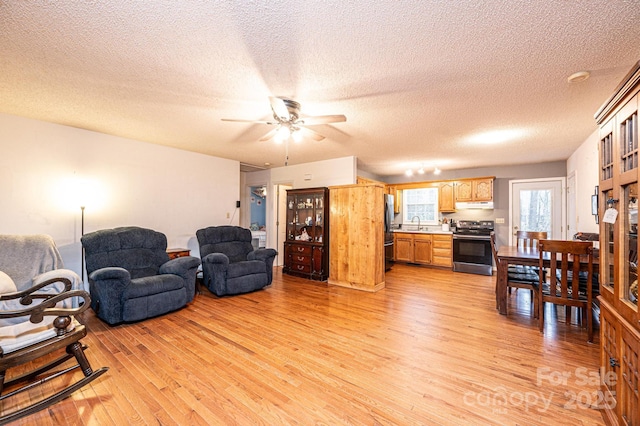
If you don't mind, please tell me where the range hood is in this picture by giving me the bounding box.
[455,201,494,210]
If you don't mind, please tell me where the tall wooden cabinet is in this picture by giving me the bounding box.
[283,187,330,281]
[595,60,640,426]
[328,184,385,292]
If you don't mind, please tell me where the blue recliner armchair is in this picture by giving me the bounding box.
[81,226,201,325]
[196,226,277,296]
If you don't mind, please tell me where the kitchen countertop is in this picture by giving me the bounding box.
[393,229,453,235]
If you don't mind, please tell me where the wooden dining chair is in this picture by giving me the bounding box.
[512,231,548,292]
[538,239,594,343]
[490,233,539,317]
[516,231,547,249]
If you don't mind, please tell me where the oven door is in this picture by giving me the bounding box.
[452,235,493,275]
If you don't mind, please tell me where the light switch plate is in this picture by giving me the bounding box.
[495,218,505,224]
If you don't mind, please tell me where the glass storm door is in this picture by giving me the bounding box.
[510,178,566,244]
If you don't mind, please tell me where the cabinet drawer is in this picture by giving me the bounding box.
[432,249,452,267]
[432,247,451,258]
[291,253,312,264]
[290,262,312,274]
[287,244,312,256]
[432,239,452,249]
[432,257,453,267]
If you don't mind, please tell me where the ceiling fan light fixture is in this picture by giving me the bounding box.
[274,126,290,143]
[292,129,303,143]
[221,96,345,147]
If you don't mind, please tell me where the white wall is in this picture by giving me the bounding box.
[241,156,357,251]
[567,129,599,234]
[270,156,357,189]
[0,113,239,284]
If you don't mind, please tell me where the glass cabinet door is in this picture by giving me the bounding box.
[293,193,314,242]
[314,193,324,242]
[285,189,327,244]
[286,194,296,241]
[602,189,615,293]
[624,183,638,305]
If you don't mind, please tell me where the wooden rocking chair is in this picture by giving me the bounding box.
[0,235,108,423]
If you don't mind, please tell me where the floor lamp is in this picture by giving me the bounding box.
[81,205,85,283]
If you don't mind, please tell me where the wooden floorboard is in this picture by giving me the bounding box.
[3,264,604,425]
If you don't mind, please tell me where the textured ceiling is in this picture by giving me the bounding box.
[1,1,639,177]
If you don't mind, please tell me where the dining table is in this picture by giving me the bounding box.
[494,245,598,315]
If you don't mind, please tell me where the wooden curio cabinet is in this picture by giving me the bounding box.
[283,187,329,281]
[595,60,640,426]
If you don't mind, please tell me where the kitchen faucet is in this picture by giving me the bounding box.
[411,215,421,230]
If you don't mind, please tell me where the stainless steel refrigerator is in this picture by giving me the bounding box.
[384,194,394,271]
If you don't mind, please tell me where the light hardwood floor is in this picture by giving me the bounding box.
[4,264,604,425]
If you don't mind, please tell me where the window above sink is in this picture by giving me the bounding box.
[403,187,439,226]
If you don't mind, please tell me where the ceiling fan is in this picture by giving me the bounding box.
[222,97,346,143]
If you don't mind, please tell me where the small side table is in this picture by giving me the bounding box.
[166,248,190,260]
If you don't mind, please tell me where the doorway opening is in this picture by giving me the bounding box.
[274,183,293,266]
[249,185,267,249]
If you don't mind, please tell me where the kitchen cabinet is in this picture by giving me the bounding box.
[413,234,432,264]
[431,234,453,267]
[328,184,385,292]
[393,232,452,267]
[594,60,640,426]
[386,185,402,214]
[394,233,414,262]
[439,182,456,212]
[283,187,329,281]
[455,178,494,202]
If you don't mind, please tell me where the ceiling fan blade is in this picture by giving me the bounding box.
[269,97,290,121]
[259,128,278,141]
[299,114,347,125]
[221,118,275,124]
[300,127,325,141]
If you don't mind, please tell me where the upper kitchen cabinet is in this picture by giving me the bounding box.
[455,178,494,202]
[386,185,402,214]
[439,182,456,212]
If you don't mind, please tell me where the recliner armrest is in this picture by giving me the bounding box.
[159,256,201,303]
[159,256,201,275]
[87,267,131,324]
[248,248,277,262]
[89,267,131,284]
[247,248,278,285]
[202,253,230,267]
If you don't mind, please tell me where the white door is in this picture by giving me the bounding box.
[509,178,566,244]
[275,184,292,266]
